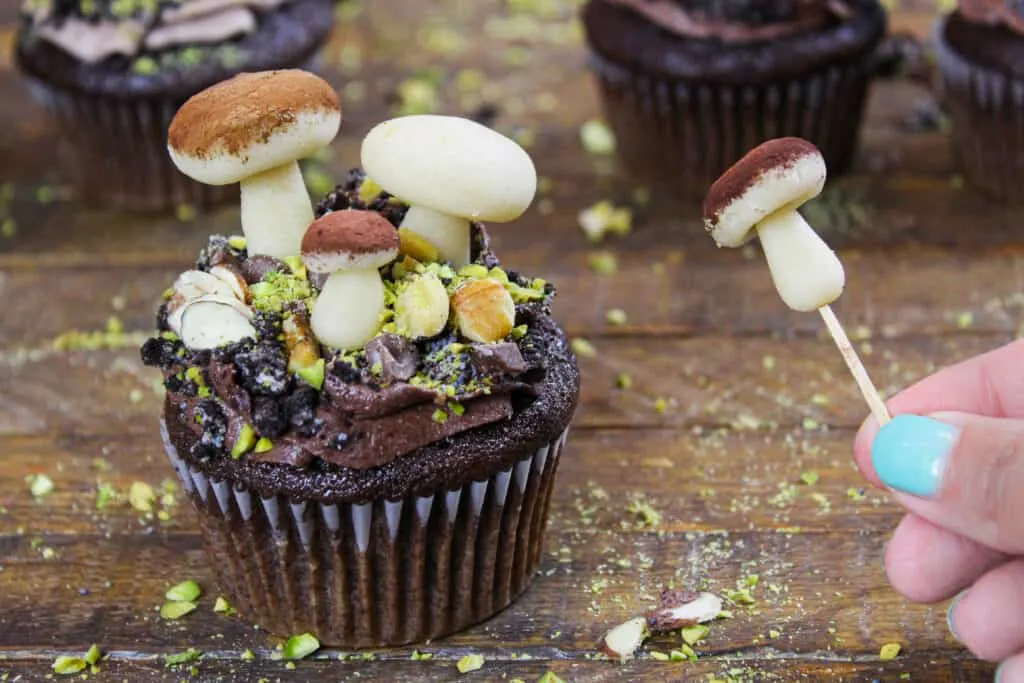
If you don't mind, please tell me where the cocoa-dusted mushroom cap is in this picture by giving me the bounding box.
[702,138,825,248]
[301,210,400,273]
[168,70,342,186]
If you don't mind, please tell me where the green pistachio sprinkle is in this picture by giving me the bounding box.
[605,308,628,326]
[681,624,709,645]
[511,324,528,340]
[537,673,565,683]
[649,651,669,661]
[231,424,256,459]
[410,650,432,661]
[880,643,901,661]
[160,600,197,620]
[227,235,247,250]
[129,481,155,512]
[570,337,597,358]
[165,580,201,603]
[587,250,618,275]
[254,437,274,454]
[449,402,465,416]
[51,656,87,675]
[84,645,101,666]
[241,649,255,662]
[800,471,820,486]
[131,56,158,75]
[615,373,632,390]
[432,408,449,424]
[175,204,196,222]
[456,654,484,674]
[654,397,668,414]
[358,177,383,203]
[283,633,320,660]
[95,483,116,511]
[283,255,308,280]
[214,597,233,614]
[580,119,616,155]
[27,473,54,498]
[164,648,202,667]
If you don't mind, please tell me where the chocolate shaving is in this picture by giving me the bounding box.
[242,255,288,284]
[469,342,528,375]
[365,333,419,382]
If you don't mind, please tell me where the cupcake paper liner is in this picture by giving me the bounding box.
[163,420,570,647]
[24,79,238,212]
[588,52,876,195]
[934,18,1024,203]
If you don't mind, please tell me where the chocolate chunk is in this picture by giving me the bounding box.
[365,333,419,382]
[469,342,528,375]
[242,255,288,284]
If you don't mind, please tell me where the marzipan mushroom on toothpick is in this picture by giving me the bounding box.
[703,137,891,426]
[360,114,537,267]
[301,210,399,351]
[167,70,342,260]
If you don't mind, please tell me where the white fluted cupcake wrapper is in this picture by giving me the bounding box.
[162,419,570,647]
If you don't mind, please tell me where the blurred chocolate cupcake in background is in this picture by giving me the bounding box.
[935,0,1024,203]
[14,0,336,211]
[580,0,887,197]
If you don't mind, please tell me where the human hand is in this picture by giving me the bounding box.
[853,338,1024,679]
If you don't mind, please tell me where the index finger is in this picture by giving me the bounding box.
[853,337,1024,485]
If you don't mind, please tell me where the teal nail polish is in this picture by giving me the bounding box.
[947,590,967,642]
[872,414,959,497]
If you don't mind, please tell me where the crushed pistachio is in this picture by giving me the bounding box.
[615,373,633,390]
[283,633,320,660]
[681,624,709,645]
[129,481,155,512]
[27,473,54,498]
[456,654,484,673]
[432,408,449,424]
[587,250,619,275]
[213,597,233,614]
[84,645,101,666]
[605,308,628,326]
[159,601,197,620]
[537,673,565,683]
[410,650,433,661]
[649,651,669,661]
[164,648,202,667]
[768,629,781,639]
[165,580,201,603]
[1,218,16,238]
[241,649,256,662]
[847,487,867,502]
[580,119,616,155]
[250,270,314,313]
[800,471,820,486]
[579,201,633,243]
[880,643,901,661]
[626,497,661,528]
[227,235,247,250]
[653,397,668,414]
[131,56,159,75]
[254,437,274,454]
[52,655,87,675]
[231,424,256,459]
[570,337,597,358]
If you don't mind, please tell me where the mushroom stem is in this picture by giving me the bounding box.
[310,267,385,350]
[239,162,313,260]
[399,205,471,267]
[755,209,845,313]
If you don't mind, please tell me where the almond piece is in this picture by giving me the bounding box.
[645,591,722,632]
[178,295,256,350]
[599,616,649,662]
[283,311,319,372]
[451,278,515,343]
[167,270,240,333]
[398,227,440,263]
[210,264,251,303]
[395,272,450,339]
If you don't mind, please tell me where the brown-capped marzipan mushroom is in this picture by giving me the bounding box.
[301,210,399,350]
[168,70,342,260]
[360,115,537,267]
[703,138,890,425]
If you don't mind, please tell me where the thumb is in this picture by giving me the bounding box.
[872,412,1024,554]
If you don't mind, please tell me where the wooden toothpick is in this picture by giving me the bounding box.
[817,305,891,425]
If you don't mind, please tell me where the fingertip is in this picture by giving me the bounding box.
[854,413,883,487]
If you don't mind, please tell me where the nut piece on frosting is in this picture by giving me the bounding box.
[178,295,256,350]
[301,210,399,351]
[451,278,516,343]
[702,137,844,312]
[360,114,537,268]
[167,70,342,260]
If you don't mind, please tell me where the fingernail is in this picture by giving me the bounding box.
[947,589,967,642]
[872,414,959,497]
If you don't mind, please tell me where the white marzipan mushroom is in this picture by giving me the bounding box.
[360,115,537,267]
[167,70,342,260]
[301,209,400,350]
[703,137,843,312]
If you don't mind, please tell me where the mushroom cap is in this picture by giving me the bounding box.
[301,210,400,273]
[702,138,825,248]
[361,115,537,222]
[167,70,341,185]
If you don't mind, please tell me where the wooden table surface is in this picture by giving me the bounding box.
[0,0,1016,680]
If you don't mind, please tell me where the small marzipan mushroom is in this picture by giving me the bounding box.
[301,210,399,350]
[167,70,342,260]
[360,114,537,267]
[703,137,890,426]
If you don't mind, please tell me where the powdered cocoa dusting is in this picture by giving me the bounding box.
[301,209,399,257]
[168,70,341,159]
[702,137,820,227]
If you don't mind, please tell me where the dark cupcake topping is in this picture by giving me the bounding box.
[143,171,557,472]
[958,0,1024,36]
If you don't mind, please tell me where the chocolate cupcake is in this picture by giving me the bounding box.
[580,0,887,195]
[935,1,1024,202]
[14,0,335,211]
[142,74,580,647]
